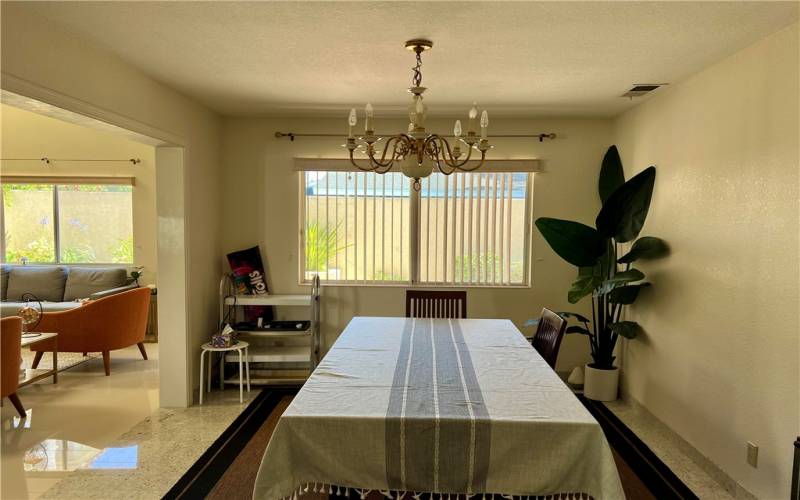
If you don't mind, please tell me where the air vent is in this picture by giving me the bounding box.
[621,83,668,98]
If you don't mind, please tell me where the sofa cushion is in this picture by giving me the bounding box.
[0,265,9,301]
[63,267,128,301]
[6,266,67,302]
[0,301,81,318]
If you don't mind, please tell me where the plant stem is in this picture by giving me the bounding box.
[590,297,598,355]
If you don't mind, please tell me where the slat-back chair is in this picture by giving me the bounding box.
[531,308,567,369]
[405,290,467,319]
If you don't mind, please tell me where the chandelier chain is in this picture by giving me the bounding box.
[412,49,423,87]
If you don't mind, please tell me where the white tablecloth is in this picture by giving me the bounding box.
[254,317,624,500]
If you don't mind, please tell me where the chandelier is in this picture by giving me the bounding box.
[346,39,491,190]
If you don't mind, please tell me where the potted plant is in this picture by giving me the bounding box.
[532,145,668,401]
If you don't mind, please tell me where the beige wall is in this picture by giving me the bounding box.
[1,4,222,407]
[614,22,799,499]
[221,115,613,372]
[0,103,158,284]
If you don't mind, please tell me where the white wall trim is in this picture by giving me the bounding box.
[1,72,185,147]
[1,72,193,408]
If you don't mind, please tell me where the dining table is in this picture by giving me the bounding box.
[254,317,624,500]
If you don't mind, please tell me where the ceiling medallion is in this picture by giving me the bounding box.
[346,39,491,190]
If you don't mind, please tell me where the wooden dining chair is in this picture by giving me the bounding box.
[405,290,467,319]
[530,308,567,369]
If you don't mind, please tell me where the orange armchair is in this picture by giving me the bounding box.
[2,316,25,417]
[31,287,151,376]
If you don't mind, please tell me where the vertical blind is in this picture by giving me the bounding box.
[303,171,410,283]
[418,171,531,286]
[299,160,536,286]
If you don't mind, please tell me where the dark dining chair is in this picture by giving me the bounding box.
[530,308,567,369]
[405,290,467,319]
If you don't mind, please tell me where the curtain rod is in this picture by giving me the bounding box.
[274,132,557,143]
[0,157,141,165]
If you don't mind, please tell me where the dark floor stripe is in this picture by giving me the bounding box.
[578,395,699,500]
[163,389,295,500]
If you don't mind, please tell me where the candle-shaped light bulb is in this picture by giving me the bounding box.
[468,102,478,134]
[480,110,489,139]
[364,103,373,133]
[453,119,462,138]
[348,108,357,139]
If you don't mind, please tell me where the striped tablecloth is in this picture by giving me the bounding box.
[254,317,624,500]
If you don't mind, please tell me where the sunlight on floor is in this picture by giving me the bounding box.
[2,342,260,499]
[1,343,159,499]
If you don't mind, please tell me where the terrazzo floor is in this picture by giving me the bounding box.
[605,399,755,499]
[1,343,257,500]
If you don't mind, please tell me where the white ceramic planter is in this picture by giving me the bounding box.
[584,364,619,401]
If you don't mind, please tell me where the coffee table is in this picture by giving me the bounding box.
[20,332,58,387]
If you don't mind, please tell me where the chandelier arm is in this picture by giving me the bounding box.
[425,135,478,171]
[455,148,487,172]
[426,136,456,176]
[377,136,406,164]
[365,137,402,169]
[373,136,393,164]
[349,150,382,172]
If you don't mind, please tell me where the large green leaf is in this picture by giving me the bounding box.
[568,275,602,304]
[557,312,591,323]
[608,283,651,304]
[566,325,591,335]
[595,269,645,295]
[609,321,643,339]
[618,236,669,263]
[599,145,625,203]
[535,217,606,267]
[596,166,656,242]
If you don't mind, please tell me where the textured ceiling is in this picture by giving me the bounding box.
[5,1,798,117]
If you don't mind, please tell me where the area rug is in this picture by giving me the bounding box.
[20,348,100,372]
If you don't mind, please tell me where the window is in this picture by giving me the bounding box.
[300,166,533,286]
[1,180,134,264]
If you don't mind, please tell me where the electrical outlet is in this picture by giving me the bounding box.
[746,442,758,467]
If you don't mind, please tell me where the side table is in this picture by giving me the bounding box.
[199,341,250,404]
[20,332,58,387]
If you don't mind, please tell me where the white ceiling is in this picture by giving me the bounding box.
[8,1,798,117]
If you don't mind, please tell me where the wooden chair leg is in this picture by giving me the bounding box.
[102,351,111,376]
[31,351,44,369]
[137,342,148,360]
[8,393,26,418]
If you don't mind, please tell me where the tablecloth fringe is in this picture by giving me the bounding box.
[280,483,593,500]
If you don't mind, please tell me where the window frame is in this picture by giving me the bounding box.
[297,163,536,288]
[0,176,135,265]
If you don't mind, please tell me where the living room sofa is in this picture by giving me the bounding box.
[0,265,137,318]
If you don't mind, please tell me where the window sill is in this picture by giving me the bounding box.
[298,281,531,289]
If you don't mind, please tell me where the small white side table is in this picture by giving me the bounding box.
[199,341,250,404]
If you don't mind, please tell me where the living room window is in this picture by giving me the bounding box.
[1,179,134,264]
[299,166,533,286]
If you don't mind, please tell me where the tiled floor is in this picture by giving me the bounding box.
[1,343,257,500]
